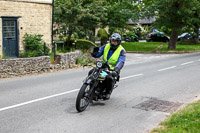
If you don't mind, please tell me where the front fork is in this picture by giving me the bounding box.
[88,80,99,103]
[83,78,99,102]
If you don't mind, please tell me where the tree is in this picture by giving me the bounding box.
[54,0,107,44]
[76,0,108,42]
[143,0,200,49]
[103,1,139,35]
[54,0,82,45]
[189,0,200,44]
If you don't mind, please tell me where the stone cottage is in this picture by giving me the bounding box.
[128,17,156,27]
[0,0,52,58]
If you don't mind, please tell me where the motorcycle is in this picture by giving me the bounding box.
[76,61,118,112]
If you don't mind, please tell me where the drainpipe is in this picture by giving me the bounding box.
[51,0,56,58]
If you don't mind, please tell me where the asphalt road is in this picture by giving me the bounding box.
[0,52,200,133]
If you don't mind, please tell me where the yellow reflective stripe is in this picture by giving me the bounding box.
[103,43,110,63]
[103,58,115,66]
[103,43,124,70]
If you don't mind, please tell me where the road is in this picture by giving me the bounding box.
[95,40,146,44]
[0,52,200,133]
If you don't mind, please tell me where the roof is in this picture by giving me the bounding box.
[128,17,156,25]
[2,0,52,4]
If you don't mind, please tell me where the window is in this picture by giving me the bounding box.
[3,21,15,38]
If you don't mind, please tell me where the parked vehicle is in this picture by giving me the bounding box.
[125,35,139,42]
[146,32,169,42]
[123,35,139,42]
[198,30,200,40]
[177,33,193,41]
[76,61,118,112]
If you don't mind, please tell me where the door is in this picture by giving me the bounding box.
[2,18,19,57]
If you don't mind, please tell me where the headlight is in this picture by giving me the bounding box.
[96,61,103,68]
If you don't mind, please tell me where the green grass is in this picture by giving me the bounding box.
[122,42,163,53]
[121,42,200,53]
[159,43,200,53]
[1,55,9,59]
[151,100,200,133]
[49,52,55,63]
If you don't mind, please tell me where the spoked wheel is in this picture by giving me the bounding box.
[76,83,91,112]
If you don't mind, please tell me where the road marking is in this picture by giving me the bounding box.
[121,74,144,80]
[0,89,79,112]
[157,66,177,72]
[0,74,144,112]
[181,61,195,66]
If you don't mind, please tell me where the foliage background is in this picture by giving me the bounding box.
[20,34,50,58]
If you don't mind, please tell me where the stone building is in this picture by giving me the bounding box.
[0,0,52,58]
[128,17,156,27]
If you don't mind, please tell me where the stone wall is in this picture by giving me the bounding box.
[0,56,51,78]
[54,51,81,69]
[0,0,52,58]
[0,51,81,78]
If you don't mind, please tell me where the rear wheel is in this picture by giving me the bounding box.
[76,83,91,112]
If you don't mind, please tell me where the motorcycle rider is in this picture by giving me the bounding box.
[91,33,126,100]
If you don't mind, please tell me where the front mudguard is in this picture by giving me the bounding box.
[83,78,93,85]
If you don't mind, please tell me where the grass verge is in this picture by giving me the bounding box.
[151,100,200,133]
[121,42,200,53]
[122,42,162,53]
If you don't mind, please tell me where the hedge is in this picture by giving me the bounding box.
[75,39,97,50]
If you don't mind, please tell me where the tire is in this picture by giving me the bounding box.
[76,83,91,112]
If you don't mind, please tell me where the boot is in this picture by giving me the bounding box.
[103,91,111,100]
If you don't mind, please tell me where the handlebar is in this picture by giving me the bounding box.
[83,64,93,68]
[83,63,114,75]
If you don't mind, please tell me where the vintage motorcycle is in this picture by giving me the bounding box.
[76,61,118,112]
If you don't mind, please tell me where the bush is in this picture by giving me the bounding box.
[57,38,97,53]
[126,31,136,37]
[97,29,109,40]
[20,34,50,57]
[76,49,96,66]
[62,38,96,50]
[97,29,109,45]
[75,39,97,50]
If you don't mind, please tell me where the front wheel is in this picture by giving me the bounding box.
[76,83,91,112]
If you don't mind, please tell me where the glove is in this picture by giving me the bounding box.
[112,67,120,77]
[112,71,118,77]
[91,47,99,57]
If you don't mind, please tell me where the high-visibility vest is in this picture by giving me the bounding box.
[103,43,124,70]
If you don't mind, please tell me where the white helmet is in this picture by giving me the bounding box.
[110,33,122,49]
